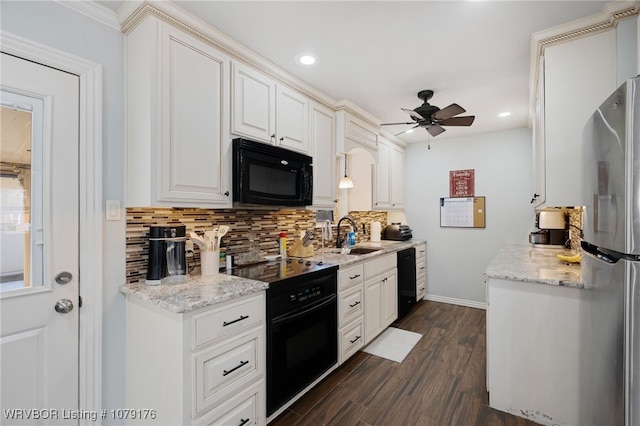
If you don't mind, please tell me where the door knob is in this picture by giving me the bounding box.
[54,299,74,314]
[55,271,72,284]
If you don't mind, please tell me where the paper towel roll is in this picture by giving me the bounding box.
[370,221,381,242]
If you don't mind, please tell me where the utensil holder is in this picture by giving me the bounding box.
[201,250,219,276]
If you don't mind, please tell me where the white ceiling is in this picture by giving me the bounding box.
[97,0,609,143]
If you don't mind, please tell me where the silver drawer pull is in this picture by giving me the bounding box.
[350,335,361,344]
[239,418,250,426]
[223,360,249,376]
[420,267,425,270]
[350,274,361,280]
[349,301,361,308]
[223,315,249,327]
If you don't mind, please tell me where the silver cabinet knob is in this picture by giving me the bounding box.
[54,299,74,314]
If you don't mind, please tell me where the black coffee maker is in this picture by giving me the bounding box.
[146,225,188,285]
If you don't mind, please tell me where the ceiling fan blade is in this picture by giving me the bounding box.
[394,124,420,137]
[380,121,416,126]
[439,116,475,126]
[427,124,446,137]
[401,107,426,121]
[433,103,466,121]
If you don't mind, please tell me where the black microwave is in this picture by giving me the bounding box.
[232,138,313,207]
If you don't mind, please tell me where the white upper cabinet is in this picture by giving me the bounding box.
[276,85,310,153]
[390,143,405,209]
[126,17,231,207]
[374,135,405,210]
[231,62,276,144]
[336,109,378,157]
[310,101,336,208]
[530,3,639,207]
[232,61,310,154]
[543,30,616,207]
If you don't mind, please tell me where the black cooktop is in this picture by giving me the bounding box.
[228,257,337,283]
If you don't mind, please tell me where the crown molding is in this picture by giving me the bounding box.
[119,0,341,113]
[528,1,640,125]
[56,0,121,31]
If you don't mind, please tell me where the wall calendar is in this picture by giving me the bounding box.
[440,196,486,228]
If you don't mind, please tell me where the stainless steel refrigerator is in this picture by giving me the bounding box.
[581,75,640,426]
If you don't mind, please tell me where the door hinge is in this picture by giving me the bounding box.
[79,296,83,308]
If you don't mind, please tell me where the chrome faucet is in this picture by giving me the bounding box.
[336,216,357,248]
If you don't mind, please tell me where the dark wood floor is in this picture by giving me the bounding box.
[269,300,538,426]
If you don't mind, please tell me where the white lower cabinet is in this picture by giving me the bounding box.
[338,263,365,364]
[125,292,266,425]
[363,253,398,344]
[416,243,426,300]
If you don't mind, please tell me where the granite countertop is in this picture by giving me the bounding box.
[119,274,269,313]
[308,239,427,266]
[484,243,583,288]
[120,239,426,313]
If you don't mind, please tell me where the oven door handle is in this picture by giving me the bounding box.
[272,294,336,324]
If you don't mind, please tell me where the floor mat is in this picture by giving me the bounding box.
[362,327,422,363]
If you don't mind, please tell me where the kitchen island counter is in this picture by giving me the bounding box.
[119,274,268,313]
[484,243,582,288]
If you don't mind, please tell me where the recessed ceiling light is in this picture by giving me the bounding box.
[498,112,511,117]
[406,129,415,133]
[296,54,317,66]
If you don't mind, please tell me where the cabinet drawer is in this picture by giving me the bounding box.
[364,253,396,279]
[416,244,426,260]
[193,380,263,426]
[339,284,363,327]
[416,277,426,300]
[416,258,426,279]
[339,318,364,364]
[193,328,263,416]
[339,263,364,290]
[192,293,264,349]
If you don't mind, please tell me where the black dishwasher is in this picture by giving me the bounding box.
[397,247,417,319]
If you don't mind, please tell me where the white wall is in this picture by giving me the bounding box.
[405,127,534,306]
[1,1,126,422]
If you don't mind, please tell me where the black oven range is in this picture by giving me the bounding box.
[229,259,339,417]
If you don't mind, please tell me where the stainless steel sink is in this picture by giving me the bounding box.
[347,247,380,255]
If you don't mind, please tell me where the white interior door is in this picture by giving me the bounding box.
[0,53,80,423]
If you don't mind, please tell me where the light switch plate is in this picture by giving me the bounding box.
[106,200,122,221]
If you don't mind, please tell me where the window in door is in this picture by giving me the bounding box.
[0,91,44,292]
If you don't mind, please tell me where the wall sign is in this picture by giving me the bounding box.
[449,169,475,197]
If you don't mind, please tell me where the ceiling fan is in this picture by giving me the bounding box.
[381,90,475,137]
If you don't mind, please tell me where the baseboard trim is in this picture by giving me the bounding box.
[423,294,487,310]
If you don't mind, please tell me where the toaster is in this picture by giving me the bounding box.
[382,223,413,241]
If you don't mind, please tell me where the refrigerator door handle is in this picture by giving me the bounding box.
[582,241,640,263]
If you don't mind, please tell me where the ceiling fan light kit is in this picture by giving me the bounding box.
[381,89,476,137]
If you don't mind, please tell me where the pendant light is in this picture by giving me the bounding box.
[339,154,354,189]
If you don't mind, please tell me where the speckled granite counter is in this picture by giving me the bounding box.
[484,243,583,288]
[119,274,268,313]
[120,240,426,313]
[307,239,426,266]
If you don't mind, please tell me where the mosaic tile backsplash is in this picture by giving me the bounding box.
[126,208,388,284]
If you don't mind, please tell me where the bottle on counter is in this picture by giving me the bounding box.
[279,232,287,258]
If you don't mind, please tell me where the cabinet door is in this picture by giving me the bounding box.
[160,25,230,205]
[232,62,276,143]
[390,144,404,209]
[364,279,382,344]
[543,30,616,206]
[276,85,309,153]
[310,101,336,208]
[373,138,391,209]
[382,272,398,329]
